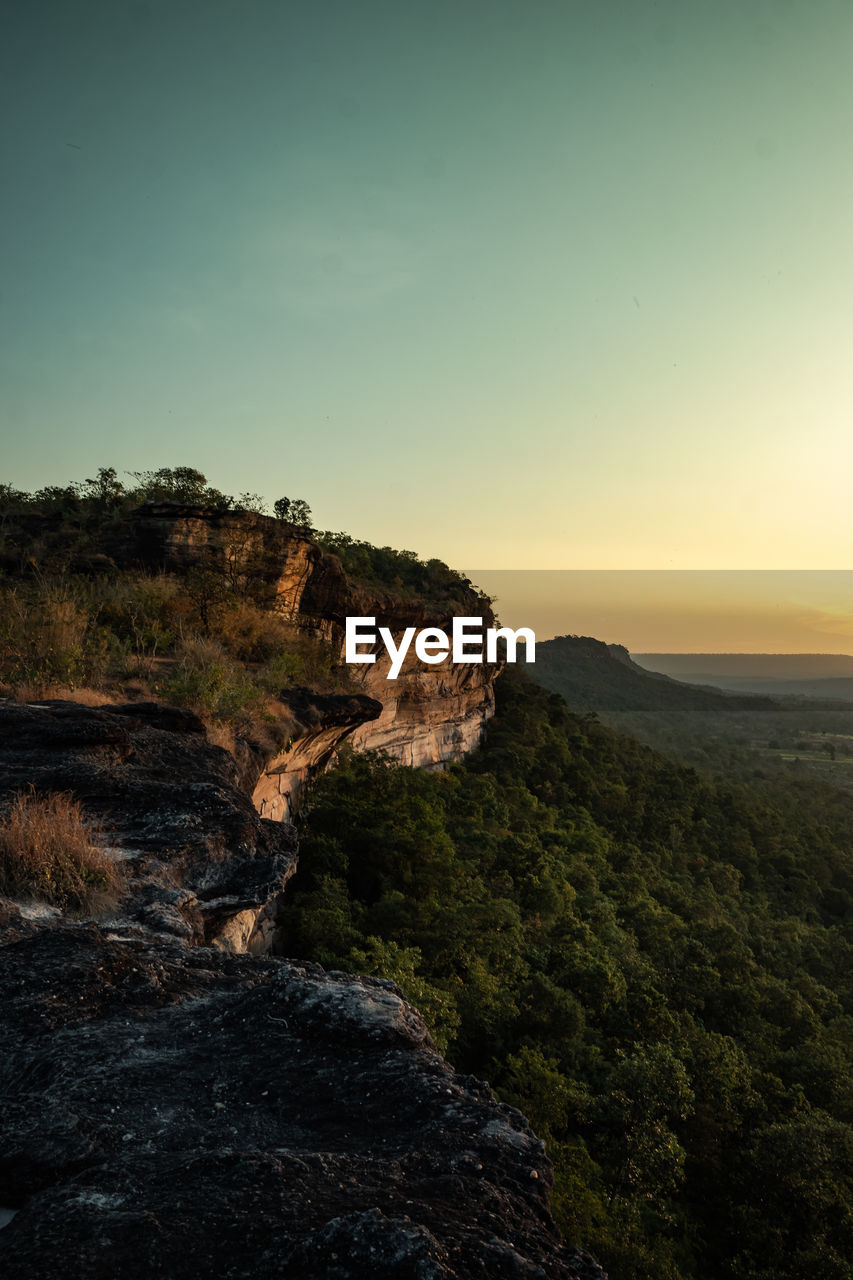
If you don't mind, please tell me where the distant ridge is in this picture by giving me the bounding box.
[634,653,853,701]
[529,635,772,716]
[635,653,853,678]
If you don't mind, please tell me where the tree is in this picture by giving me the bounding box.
[129,467,232,508]
[82,466,124,510]
[274,497,313,528]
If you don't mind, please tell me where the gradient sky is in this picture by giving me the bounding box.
[470,571,853,650]
[3,0,853,574]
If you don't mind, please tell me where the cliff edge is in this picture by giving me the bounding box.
[107,504,501,819]
[0,697,604,1280]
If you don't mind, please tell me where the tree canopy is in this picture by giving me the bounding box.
[285,672,853,1279]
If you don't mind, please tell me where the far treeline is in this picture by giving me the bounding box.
[0,464,481,607]
[529,633,853,791]
[0,464,313,526]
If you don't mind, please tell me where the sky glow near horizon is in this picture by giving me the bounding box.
[3,1,853,648]
[466,572,853,652]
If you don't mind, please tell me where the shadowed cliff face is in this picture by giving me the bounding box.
[102,502,323,616]
[0,700,297,953]
[251,689,384,823]
[120,505,501,819]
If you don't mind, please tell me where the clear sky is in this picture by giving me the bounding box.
[3,0,853,574]
[470,571,853,651]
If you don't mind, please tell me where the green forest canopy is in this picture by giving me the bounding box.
[285,672,853,1280]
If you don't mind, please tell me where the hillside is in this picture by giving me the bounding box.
[528,634,772,716]
[0,471,499,813]
[529,634,853,783]
[287,671,853,1279]
[286,675,853,1274]
[2,474,594,1280]
[0,696,600,1280]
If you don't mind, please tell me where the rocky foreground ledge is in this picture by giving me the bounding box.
[0,699,605,1278]
[0,918,603,1279]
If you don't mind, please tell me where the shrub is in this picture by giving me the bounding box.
[0,789,122,912]
[0,579,116,694]
[160,634,266,723]
[94,572,183,673]
[216,601,293,663]
[315,530,486,611]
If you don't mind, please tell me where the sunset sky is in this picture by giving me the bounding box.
[4,1,853,599]
[470,571,853,651]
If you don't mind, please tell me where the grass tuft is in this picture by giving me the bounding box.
[0,788,122,913]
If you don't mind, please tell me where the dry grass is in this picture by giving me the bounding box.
[0,788,123,913]
[54,685,120,708]
[5,683,120,707]
[217,600,294,663]
[205,720,238,754]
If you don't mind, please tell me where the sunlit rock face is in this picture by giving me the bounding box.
[249,663,496,821]
[118,505,501,812]
[349,653,498,768]
[251,690,383,822]
[116,502,323,618]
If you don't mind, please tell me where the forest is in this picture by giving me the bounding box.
[284,672,853,1279]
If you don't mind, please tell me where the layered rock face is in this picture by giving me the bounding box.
[118,504,500,817]
[251,689,383,823]
[349,649,497,767]
[251,664,497,822]
[110,502,323,622]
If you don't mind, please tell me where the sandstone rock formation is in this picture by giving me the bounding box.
[251,688,383,822]
[109,504,501,818]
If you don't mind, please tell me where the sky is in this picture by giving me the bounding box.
[471,571,853,650]
[3,1,853,592]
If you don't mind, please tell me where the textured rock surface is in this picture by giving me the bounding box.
[0,699,297,952]
[253,653,498,821]
[350,652,498,769]
[115,504,501,782]
[252,689,383,822]
[0,919,604,1280]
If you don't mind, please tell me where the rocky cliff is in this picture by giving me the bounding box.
[0,699,297,954]
[0,698,604,1280]
[0,917,603,1280]
[109,504,501,820]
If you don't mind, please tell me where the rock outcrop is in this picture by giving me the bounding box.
[349,650,497,768]
[0,918,604,1280]
[0,699,297,953]
[104,504,501,817]
[252,688,383,822]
